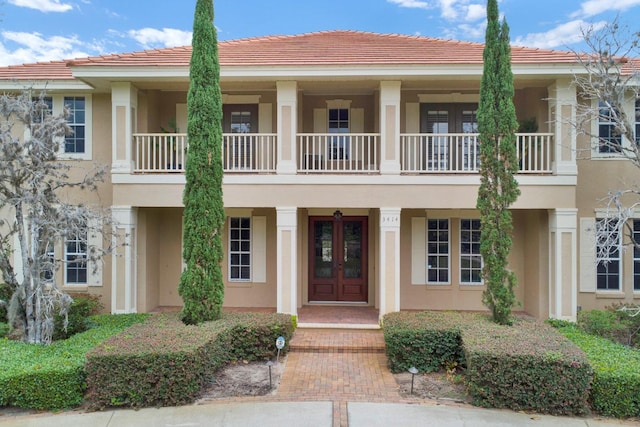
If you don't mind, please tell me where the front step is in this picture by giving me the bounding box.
[297,322,380,330]
[289,328,386,354]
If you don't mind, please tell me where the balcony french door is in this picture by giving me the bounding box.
[223,104,258,169]
[420,103,478,171]
[308,216,368,302]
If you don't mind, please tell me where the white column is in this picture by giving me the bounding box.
[548,79,577,175]
[276,81,298,175]
[277,207,297,315]
[111,82,138,174]
[111,206,137,314]
[379,208,401,319]
[379,81,401,175]
[549,208,578,321]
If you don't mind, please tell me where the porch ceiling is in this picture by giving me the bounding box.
[78,72,555,94]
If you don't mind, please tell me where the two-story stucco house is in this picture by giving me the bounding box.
[0,31,638,322]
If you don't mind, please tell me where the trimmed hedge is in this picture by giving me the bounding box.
[383,311,464,373]
[215,312,296,362]
[85,312,295,409]
[0,313,148,410]
[462,315,592,416]
[578,306,640,349]
[0,282,11,322]
[53,293,104,341]
[383,311,592,416]
[558,325,640,418]
[0,322,8,338]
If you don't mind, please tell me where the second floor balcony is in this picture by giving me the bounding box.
[133,132,554,175]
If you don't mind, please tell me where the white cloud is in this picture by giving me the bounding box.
[513,19,607,49]
[465,4,485,21]
[7,0,73,12]
[389,0,486,41]
[571,0,640,18]
[434,0,486,22]
[387,0,431,10]
[456,23,486,39]
[127,28,193,49]
[438,0,459,19]
[0,31,100,66]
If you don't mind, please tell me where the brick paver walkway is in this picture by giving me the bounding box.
[276,327,401,427]
[278,352,399,401]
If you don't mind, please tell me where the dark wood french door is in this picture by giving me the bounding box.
[308,216,368,302]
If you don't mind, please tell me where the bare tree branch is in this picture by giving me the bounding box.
[0,90,118,344]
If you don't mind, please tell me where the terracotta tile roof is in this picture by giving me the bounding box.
[0,30,597,80]
[0,59,74,80]
[68,30,579,67]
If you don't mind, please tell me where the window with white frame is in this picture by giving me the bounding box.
[425,109,449,170]
[634,220,640,291]
[598,101,622,153]
[65,230,87,284]
[328,108,349,160]
[31,96,53,124]
[27,94,92,159]
[460,219,482,284]
[39,231,55,282]
[635,98,640,145]
[427,219,449,283]
[596,218,621,291]
[64,96,86,154]
[229,217,251,281]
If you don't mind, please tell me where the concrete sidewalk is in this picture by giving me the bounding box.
[0,401,635,427]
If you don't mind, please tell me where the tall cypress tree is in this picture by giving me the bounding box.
[179,0,225,324]
[476,0,520,325]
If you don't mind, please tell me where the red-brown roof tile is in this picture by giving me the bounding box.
[69,31,580,67]
[0,30,592,81]
[0,60,74,80]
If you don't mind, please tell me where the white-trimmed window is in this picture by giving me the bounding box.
[31,96,53,124]
[633,220,640,291]
[229,217,251,281]
[49,94,92,160]
[598,101,622,153]
[635,98,640,145]
[65,231,87,285]
[596,218,621,291]
[328,108,349,160]
[64,96,86,154]
[460,219,482,284]
[40,232,55,282]
[427,219,449,283]
[26,95,91,160]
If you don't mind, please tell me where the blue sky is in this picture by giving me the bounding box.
[1,0,639,66]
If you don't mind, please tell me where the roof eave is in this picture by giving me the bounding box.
[0,79,93,91]
[68,62,586,81]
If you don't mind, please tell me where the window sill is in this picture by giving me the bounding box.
[595,291,625,299]
[58,152,91,161]
[460,283,485,289]
[590,154,627,161]
[227,281,256,288]
[61,285,88,292]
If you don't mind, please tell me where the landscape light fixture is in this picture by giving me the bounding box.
[266,361,274,389]
[408,367,418,394]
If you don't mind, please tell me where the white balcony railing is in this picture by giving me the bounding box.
[297,133,379,173]
[400,133,553,174]
[133,132,553,175]
[133,133,277,173]
[134,133,188,173]
[223,134,277,173]
[516,133,553,174]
